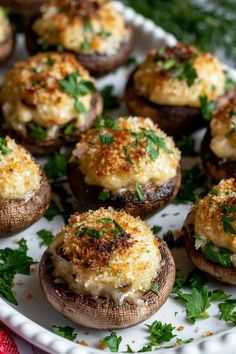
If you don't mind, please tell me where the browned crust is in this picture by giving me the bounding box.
[0,167,51,238]
[0,23,15,67]
[0,0,43,18]
[124,70,205,137]
[39,237,176,329]
[183,214,236,285]
[26,17,134,76]
[1,91,103,156]
[67,161,181,217]
[201,130,236,183]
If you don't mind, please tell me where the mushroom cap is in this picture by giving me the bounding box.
[39,237,175,329]
[0,166,51,238]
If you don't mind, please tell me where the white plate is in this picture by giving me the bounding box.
[0,2,236,354]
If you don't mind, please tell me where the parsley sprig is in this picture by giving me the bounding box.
[0,138,12,155]
[162,59,198,87]
[101,331,122,352]
[51,325,77,341]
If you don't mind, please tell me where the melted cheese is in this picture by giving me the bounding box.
[134,44,225,107]
[0,137,41,200]
[210,97,236,161]
[0,7,9,43]
[50,207,161,305]
[0,53,94,139]
[71,116,180,193]
[194,179,236,254]
[33,0,128,56]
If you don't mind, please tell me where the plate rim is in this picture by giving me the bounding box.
[1,1,236,353]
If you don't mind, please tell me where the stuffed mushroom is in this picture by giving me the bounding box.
[68,116,181,217]
[201,96,236,182]
[0,52,103,155]
[40,207,175,329]
[0,7,14,66]
[125,43,227,137]
[0,136,51,237]
[183,178,236,285]
[26,0,134,76]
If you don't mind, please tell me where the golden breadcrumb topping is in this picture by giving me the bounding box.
[71,116,180,193]
[134,43,225,107]
[194,179,236,254]
[33,0,128,55]
[210,97,236,160]
[0,52,95,139]
[0,137,41,200]
[0,7,9,43]
[50,207,161,305]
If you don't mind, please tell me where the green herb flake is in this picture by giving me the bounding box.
[162,59,178,70]
[101,85,120,111]
[218,300,236,325]
[176,135,198,157]
[145,321,176,346]
[186,268,207,291]
[37,229,54,247]
[97,218,113,224]
[199,95,216,120]
[0,138,12,155]
[126,56,138,67]
[80,39,90,51]
[44,152,69,181]
[101,331,122,352]
[98,191,110,201]
[51,325,77,341]
[151,225,162,234]
[151,281,159,295]
[203,241,232,267]
[100,134,114,145]
[135,183,144,201]
[172,269,185,293]
[84,20,92,32]
[163,230,183,249]
[98,30,112,38]
[47,55,56,67]
[94,116,120,130]
[63,121,75,135]
[28,123,47,141]
[210,188,219,197]
[75,98,87,113]
[225,77,234,91]
[44,200,61,221]
[123,146,134,164]
[221,216,236,235]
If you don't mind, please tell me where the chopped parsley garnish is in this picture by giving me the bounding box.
[221,216,236,235]
[163,230,183,249]
[173,269,185,293]
[176,135,198,157]
[186,268,207,291]
[28,123,47,141]
[101,85,120,112]
[135,183,144,201]
[100,134,114,145]
[94,116,120,130]
[0,138,12,155]
[98,191,110,201]
[83,20,92,32]
[97,218,113,224]
[101,331,122,352]
[44,200,61,221]
[199,95,216,120]
[161,58,198,87]
[203,241,233,267]
[124,345,134,353]
[145,321,176,347]
[47,55,56,67]
[151,225,162,234]
[63,121,75,135]
[210,187,219,197]
[51,325,77,341]
[37,229,54,247]
[80,39,90,50]
[44,152,69,181]
[218,300,236,325]
[153,47,166,62]
[0,239,35,305]
[59,71,95,113]
[98,30,112,38]
[224,77,234,91]
[76,228,104,239]
[123,146,134,164]
[151,281,159,295]
[126,56,138,67]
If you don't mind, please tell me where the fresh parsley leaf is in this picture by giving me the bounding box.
[163,230,183,249]
[80,39,90,50]
[210,187,219,197]
[0,239,35,304]
[47,55,56,67]
[126,56,138,67]
[209,290,231,302]
[135,183,144,201]
[221,216,236,234]
[0,138,12,155]
[98,191,110,201]
[123,146,134,164]
[84,20,92,32]
[98,30,112,38]
[101,331,122,352]
[172,269,185,293]
[162,59,178,70]
[146,321,176,346]
[44,200,61,221]
[100,134,114,145]
[199,95,216,120]
[75,98,87,113]
[51,325,77,341]
[44,152,69,181]
[87,229,105,239]
[151,281,159,294]
[37,229,54,247]
[176,135,198,157]
[203,241,232,267]
[186,268,207,291]
[94,116,120,130]
[63,121,75,135]
[97,218,113,224]
[174,60,198,87]
[28,123,47,141]
[124,345,134,353]
[101,85,120,111]
[225,77,234,91]
[218,300,236,325]
[151,225,162,234]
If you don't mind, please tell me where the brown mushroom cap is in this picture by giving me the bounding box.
[26,17,134,76]
[1,91,103,156]
[67,161,181,217]
[0,166,51,238]
[183,211,236,285]
[0,22,15,67]
[125,70,205,137]
[201,130,236,183]
[39,237,175,329]
[0,0,43,18]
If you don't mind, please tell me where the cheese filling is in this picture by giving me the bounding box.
[0,7,9,43]
[193,179,236,265]
[50,208,161,305]
[210,97,236,161]
[0,137,41,200]
[134,43,225,108]
[0,53,95,140]
[33,0,129,56]
[71,116,180,193]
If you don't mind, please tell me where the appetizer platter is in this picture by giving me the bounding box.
[0,1,236,354]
